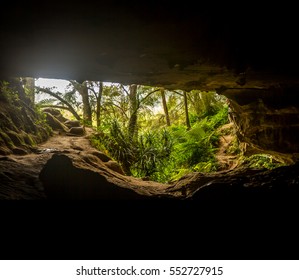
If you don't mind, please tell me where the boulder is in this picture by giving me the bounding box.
[90,151,112,162]
[44,112,69,132]
[104,160,125,175]
[39,154,144,199]
[64,120,81,129]
[67,126,85,136]
[42,108,68,122]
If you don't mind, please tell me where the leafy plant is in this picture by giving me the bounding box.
[132,129,173,178]
[242,154,286,170]
[107,120,137,172]
[91,93,230,182]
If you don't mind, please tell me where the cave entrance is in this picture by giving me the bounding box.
[34,78,284,184]
[0,76,294,200]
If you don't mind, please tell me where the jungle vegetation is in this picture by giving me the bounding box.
[33,79,284,182]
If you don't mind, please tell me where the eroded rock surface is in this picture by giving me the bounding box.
[38,151,299,200]
[39,154,145,199]
[0,92,51,156]
[1,126,298,200]
[225,86,299,163]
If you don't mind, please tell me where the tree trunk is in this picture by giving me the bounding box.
[96,82,103,129]
[128,84,138,139]
[183,91,191,130]
[192,90,202,116]
[8,78,27,103]
[80,82,92,125]
[23,77,35,105]
[161,88,170,126]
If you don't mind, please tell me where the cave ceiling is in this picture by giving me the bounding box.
[1,2,299,92]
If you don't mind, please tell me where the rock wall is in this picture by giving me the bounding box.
[0,79,51,155]
[224,86,299,163]
[39,153,299,201]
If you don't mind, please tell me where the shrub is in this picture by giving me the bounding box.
[90,96,231,182]
[243,154,286,170]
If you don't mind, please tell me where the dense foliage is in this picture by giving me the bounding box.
[36,79,285,183]
[91,89,230,182]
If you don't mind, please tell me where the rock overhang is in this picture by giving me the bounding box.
[2,2,299,160]
[1,2,299,92]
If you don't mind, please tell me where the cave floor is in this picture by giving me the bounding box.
[0,128,99,199]
[0,127,299,200]
[0,128,170,199]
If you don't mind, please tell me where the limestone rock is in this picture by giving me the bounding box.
[6,130,25,147]
[67,127,85,136]
[90,151,112,162]
[64,120,81,129]
[226,88,299,163]
[44,112,69,132]
[42,108,68,122]
[0,147,11,155]
[39,154,145,199]
[12,147,28,155]
[104,160,125,175]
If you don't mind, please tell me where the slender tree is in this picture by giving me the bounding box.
[161,88,170,126]
[87,81,103,129]
[126,85,161,137]
[70,81,92,125]
[188,90,202,117]
[128,84,138,139]
[8,78,28,103]
[23,77,35,105]
[183,90,191,130]
[96,82,103,128]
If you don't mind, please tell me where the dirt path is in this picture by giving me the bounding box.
[215,123,238,170]
[0,127,170,199]
[0,128,98,199]
[1,124,299,200]
[0,122,240,199]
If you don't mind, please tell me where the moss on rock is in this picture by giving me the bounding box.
[0,131,15,149]
[6,130,26,147]
[0,146,11,155]
[22,132,36,146]
[0,111,18,131]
